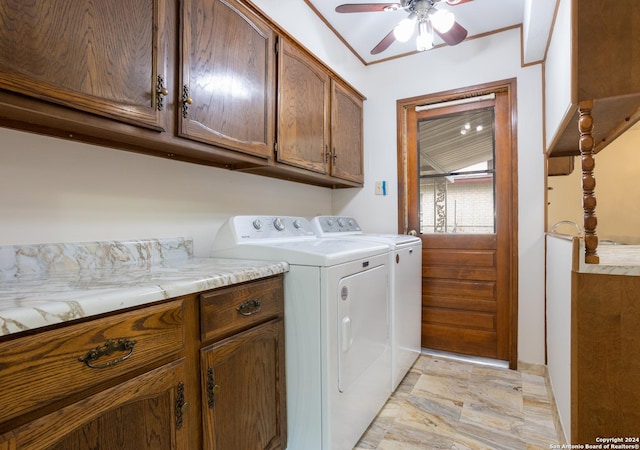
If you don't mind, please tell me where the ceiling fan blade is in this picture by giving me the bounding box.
[371,28,397,55]
[336,3,402,13]
[445,0,473,5]
[434,20,468,46]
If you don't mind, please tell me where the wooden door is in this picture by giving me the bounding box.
[398,81,518,368]
[0,360,188,450]
[0,0,168,131]
[201,318,286,450]
[277,38,330,174]
[330,79,364,183]
[180,0,275,159]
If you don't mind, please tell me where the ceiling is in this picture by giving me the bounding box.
[303,0,554,65]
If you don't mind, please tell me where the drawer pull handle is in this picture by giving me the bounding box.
[78,338,137,369]
[236,299,262,316]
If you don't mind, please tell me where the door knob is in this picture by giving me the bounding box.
[408,230,418,236]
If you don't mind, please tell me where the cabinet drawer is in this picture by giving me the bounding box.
[200,276,283,342]
[0,300,184,425]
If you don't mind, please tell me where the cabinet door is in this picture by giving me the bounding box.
[180,0,275,159]
[0,359,188,450]
[330,79,364,183]
[277,38,330,174]
[201,318,286,450]
[0,0,168,131]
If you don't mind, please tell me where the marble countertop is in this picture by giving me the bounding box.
[0,238,288,337]
[579,242,640,275]
[547,233,640,276]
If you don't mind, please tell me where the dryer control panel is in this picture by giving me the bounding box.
[225,216,316,242]
[312,216,362,235]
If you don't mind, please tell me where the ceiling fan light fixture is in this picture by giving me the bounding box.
[393,15,416,42]
[429,8,455,33]
[416,20,433,52]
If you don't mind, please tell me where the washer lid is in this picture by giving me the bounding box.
[356,233,422,247]
[212,238,389,267]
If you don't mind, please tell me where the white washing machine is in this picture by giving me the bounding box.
[311,216,422,391]
[211,216,391,450]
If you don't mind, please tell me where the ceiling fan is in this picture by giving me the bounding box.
[335,0,471,55]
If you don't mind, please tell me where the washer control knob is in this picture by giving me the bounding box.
[273,217,285,231]
[252,219,262,230]
[348,218,354,227]
[337,218,345,227]
[293,219,302,229]
[326,218,334,227]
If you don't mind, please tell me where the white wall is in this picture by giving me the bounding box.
[0,0,547,365]
[548,125,640,244]
[0,128,332,256]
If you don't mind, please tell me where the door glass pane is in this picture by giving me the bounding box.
[418,108,496,234]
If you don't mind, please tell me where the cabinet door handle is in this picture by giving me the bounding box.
[176,381,186,429]
[182,85,193,118]
[236,299,262,316]
[207,367,221,408]
[156,75,169,110]
[78,338,137,369]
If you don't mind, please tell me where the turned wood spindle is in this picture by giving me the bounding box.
[578,100,599,264]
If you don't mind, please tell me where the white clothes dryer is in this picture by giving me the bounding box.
[211,216,392,450]
[311,216,422,391]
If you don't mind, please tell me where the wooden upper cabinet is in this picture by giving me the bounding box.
[0,0,168,131]
[277,38,330,174]
[330,79,364,183]
[0,0,364,188]
[545,0,640,156]
[180,0,275,159]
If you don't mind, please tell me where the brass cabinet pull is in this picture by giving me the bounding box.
[176,382,186,429]
[182,85,193,118]
[156,75,169,110]
[207,367,221,408]
[78,338,137,369]
[236,299,262,316]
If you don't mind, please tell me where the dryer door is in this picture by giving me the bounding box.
[337,263,388,393]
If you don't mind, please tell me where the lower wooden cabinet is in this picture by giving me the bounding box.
[0,300,185,425]
[1,359,188,450]
[201,319,286,450]
[199,275,286,450]
[0,275,286,450]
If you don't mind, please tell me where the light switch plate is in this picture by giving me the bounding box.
[375,181,387,196]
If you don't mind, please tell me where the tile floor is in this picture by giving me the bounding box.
[355,353,562,450]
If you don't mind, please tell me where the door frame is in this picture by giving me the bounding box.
[396,79,519,369]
